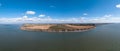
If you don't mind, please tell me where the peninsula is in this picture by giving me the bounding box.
[20,23,96,32]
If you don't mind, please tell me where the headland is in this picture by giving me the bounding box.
[20,23,96,32]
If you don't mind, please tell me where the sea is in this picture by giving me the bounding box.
[0,23,120,51]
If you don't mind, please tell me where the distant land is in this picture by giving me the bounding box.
[20,23,101,32]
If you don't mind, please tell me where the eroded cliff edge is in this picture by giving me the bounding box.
[20,24,96,32]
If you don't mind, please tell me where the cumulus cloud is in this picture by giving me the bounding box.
[83,13,88,15]
[104,14,112,17]
[0,15,120,24]
[23,15,28,19]
[116,4,120,8]
[39,14,46,17]
[0,10,120,24]
[26,11,35,15]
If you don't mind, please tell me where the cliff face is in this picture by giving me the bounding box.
[20,24,96,32]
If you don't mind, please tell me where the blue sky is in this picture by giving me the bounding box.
[0,0,120,23]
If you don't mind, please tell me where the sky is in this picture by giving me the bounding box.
[0,0,120,23]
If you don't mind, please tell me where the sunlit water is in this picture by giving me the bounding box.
[0,24,120,51]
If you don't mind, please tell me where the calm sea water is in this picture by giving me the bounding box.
[0,24,120,51]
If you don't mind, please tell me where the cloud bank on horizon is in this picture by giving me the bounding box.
[0,0,120,24]
[0,11,120,24]
[0,10,120,24]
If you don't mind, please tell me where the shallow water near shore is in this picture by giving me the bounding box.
[0,24,120,51]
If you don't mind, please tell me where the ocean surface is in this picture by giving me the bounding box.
[0,23,120,51]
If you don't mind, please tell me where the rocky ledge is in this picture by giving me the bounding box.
[20,24,96,32]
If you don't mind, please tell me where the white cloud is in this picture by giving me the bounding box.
[39,14,46,17]
[1,14,120,24]
[26,11,35,15]
[23,15,28,19]
[116,4,120,8]
[83,13,88,15]
[104,14,112,17]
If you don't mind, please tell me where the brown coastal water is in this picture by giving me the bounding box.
[0,23,120,51]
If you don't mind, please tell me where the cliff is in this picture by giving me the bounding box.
[20,24,96,32]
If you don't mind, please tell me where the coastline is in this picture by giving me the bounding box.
[20,24,96,32]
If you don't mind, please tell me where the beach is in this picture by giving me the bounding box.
[21,24,96,32]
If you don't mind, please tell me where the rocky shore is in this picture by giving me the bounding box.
[20,24,96,32]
